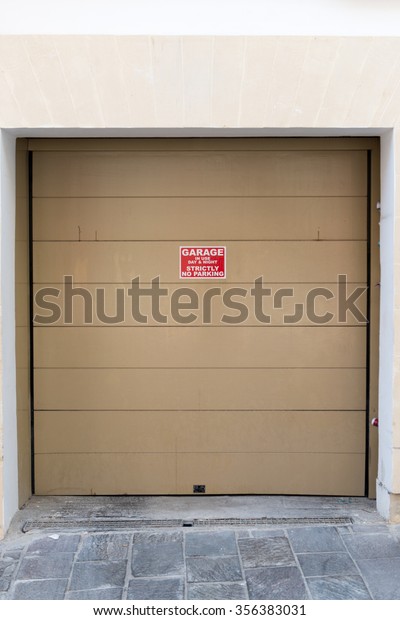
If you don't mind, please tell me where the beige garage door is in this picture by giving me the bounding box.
[32,138,371,496]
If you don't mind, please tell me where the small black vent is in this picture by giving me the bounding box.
[193,485,206,494]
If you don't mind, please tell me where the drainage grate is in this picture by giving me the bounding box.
[194,517,353,527]
[22,515,353,532]
[22,519,182,532]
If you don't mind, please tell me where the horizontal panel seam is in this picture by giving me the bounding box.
[34,451,367,456]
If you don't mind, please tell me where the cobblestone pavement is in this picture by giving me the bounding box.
[1,523,400,600]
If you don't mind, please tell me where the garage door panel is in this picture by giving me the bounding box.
[35,410,366,455]
[33,240,367,283]
[35,411,179,454]
[35,453,178,495]
[177,411,366,454]
[35,452,365,496]
[176,453,366,496]
[33,282,367,327]
[34,368,366,411]
[34,326,366,368]
[33,196,367,241]
[33,150,367,198]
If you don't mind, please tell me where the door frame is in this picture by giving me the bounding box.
[15,136,380,499]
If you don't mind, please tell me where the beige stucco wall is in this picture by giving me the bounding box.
[0,36,400,129]
[1,34,400,533]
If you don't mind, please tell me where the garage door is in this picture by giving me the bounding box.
[32,138,369,495]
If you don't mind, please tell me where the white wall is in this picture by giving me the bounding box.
[377,130,395,517]
[1,0,400,36]
[1,0,400,527]
[0,130,18,534]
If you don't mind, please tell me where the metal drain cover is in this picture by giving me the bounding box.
[194,517,353,526]
[22,516,353,532]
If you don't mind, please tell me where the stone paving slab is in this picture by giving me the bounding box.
[356,557,400,600]
[1,499,400,601]
[12,579,69,600]
[66,588,123,600]
[16,554,75,580]
[306,575,371,600]
[70,561,127,590]
[127,577,184,600]
[390,524,400,539]
[186,556,243,583]
[131,534,184,577]
[2,550,22,561]
[238,537,295,568]
[250,529,286,538]
[77,533,131,562]
[288,526,345,553]
[185,531,237,557]
[296,552,358,577]
[245,566,308,600]
[0,560,18,591]
[27,534,80,555]
[187,582,248,600]
[340,532,400,559]
[350,524,389,534]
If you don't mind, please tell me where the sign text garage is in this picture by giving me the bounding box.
[180,246,226,279]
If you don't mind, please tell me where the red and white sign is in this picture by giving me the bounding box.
[180,246,226,279]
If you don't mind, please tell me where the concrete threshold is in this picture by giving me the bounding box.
[6,495,383,540]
